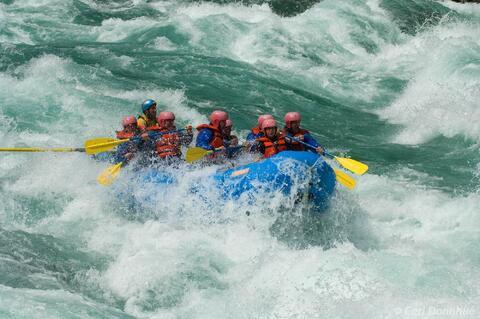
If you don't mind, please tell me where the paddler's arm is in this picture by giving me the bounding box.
[114,142,134,164]
[195,129,214,150]
[246,131,256,142]
[303,133,325,155]
[180,125,194,146]
[226,143,242,158]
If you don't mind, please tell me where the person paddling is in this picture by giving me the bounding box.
[196,110,228,151]
[137,99,159,131]
[223,119,238,148]
[246,114,274,142]
[115,115,149,164]
[255,119,287,158]
[282,112,324,154]
[223,119,241,158]
[153,111,193,160]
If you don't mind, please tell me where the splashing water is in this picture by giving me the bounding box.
[1,0,479,318]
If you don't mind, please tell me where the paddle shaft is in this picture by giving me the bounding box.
[285,136,359,188]
[148,128,186,140]
[285,136,326,154]
[0,147,85,152]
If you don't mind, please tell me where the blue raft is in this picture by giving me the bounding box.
[137,151,336,213]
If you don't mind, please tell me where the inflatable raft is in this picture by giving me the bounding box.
[133,151,336,213]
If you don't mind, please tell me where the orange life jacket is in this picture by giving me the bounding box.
[282,128,309,151]
[146,124,162,132]
[251,127,261,135]
[148,126,179,158]
[116,130,136,139]
[155,131,180,158]
[257,134,287,158]
[196,124,224,149]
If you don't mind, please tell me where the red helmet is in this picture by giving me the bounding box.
[122,115,137,127]
[257,114,274,127]
[158,111,175,122]
[210,110,228,127]
[284,112,301,128]
[225,119,233,127]
[261,119,277,130]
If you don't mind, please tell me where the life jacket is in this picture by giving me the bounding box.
[137,114,158,131]
[155,129,180,158]
[196,124,224,149]
[251,127,261,135]
[146,124,162,132]
[282,128,309,151]
[116,130,136,139]
[257,134,287,158]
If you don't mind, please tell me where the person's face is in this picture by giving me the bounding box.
[147,105,157,118]
[289,121,300,132]
[163,119,175,129]
[223,126,232,136]
[265,127,276,138]
[218,120,227,130]
[125,123,137,133]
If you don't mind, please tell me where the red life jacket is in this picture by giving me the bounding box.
[116,130,136,139]
[282,128,309,151]
[196,124,224,149]
[146,124,162,132]
[251,127,261,135]
[148,126,178,158]
[155,130,180,158]
[257,134,287,158]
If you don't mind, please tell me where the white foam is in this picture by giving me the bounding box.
[167,0,404,105]
[378,21,480,144]
[0,285,127,318]
[152,36,176,51]
[175,3,272,24]
[1,2,480,317]
[103,88,207,127]
[442,1,480,16]
[73,161,478,317]
[94,17,166,42]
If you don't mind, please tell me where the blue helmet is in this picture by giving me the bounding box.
[141,99,157,113]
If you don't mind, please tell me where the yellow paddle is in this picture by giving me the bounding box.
[185,146,243,163]
[95,129,189,186]
[326,152,368,175]
[85,138,129,155]
[333,169,356,189]
[97,162,123,186]
[185,147,216,163]
[306,154,356,190]
[285,136,368,175]
[0,147,85,152]
[85,129,186,155]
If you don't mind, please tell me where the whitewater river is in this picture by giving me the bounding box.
[1,0,479,318]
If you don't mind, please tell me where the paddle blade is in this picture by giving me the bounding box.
[0,147,84,152]
[334,169,356,190]
[335,157,368,175]
[185,147,212,163]
[85,138,128,155]
[84,138,116,148]
[97,163,123,186]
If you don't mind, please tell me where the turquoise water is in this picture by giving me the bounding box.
[1,0,479,318]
